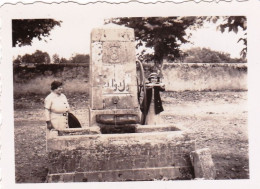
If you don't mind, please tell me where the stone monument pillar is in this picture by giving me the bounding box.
[89,24,140,127]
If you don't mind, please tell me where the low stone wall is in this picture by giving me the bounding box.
[47,127,195,182]
[13,63,247,95]
[13,63,89,95]
[13,63,89,82]
[161,63,247,91]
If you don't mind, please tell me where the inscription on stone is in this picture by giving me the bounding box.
[103,72,132,94]
[103,78,129,93]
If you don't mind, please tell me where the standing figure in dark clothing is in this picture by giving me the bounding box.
[141,72,165,125]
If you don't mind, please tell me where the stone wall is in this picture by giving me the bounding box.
[47,129,195,182]
[161,63,247,91]
[13,63,247,95]
[13,63,89,95]
[13,63,89,82]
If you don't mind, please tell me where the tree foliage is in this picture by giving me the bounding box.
[217,16,246,34]
[14,53,90,64]
[108,16,247,64]
[70,54,90,63]
[108,17,204,65]
[52,54,60,63]
[13,50,51,64]
[57,54,90,64]
[183,47,246,63]
[13,55,22,64]
[12,19,61,47]
[217,16,247,59]
[202,16,247,59]
[60,57,69,64]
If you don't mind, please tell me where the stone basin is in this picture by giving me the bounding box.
[53,124,181,136]
[46,124,196,182]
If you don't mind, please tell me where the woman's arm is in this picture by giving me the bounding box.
[44,97,53,130]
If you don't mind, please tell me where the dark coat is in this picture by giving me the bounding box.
[68,113,82,128]
[141,86,165,115]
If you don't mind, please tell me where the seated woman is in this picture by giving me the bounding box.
[141,72,165,125]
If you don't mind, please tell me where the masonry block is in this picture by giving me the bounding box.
[190,148,216,179]
[89,24,138,123]
[47,129,196,182]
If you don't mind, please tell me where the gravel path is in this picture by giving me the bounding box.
[14,91,248,182]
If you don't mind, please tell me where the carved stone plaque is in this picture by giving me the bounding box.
[102,42,127,63]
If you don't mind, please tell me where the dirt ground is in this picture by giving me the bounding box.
[14,90,249,183]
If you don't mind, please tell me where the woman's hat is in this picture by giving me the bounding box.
[149,72,158,79]
[51,81,63,90]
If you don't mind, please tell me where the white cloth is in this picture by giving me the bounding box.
[44,92,70,130]
[145,88,162,125]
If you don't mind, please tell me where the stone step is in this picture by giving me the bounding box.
[47,166,194,182]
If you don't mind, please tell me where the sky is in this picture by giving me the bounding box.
[12,17,246,61]
[181,20,245,58]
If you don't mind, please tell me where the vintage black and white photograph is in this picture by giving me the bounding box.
[2,1,260,188]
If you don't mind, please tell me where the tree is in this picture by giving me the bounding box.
[70,54,90,63]
[202,16,247,59]
[60,57,69,63]
[21,54,33,63]
[16,50,51,64]
[108,16,247,66]
[12,19,61,47]
[217,16,247,59]
[13,55,22,64]
[52,54,60,63]
[108,17,204,67]
[33,50,50,64]
[183,47,246,63]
